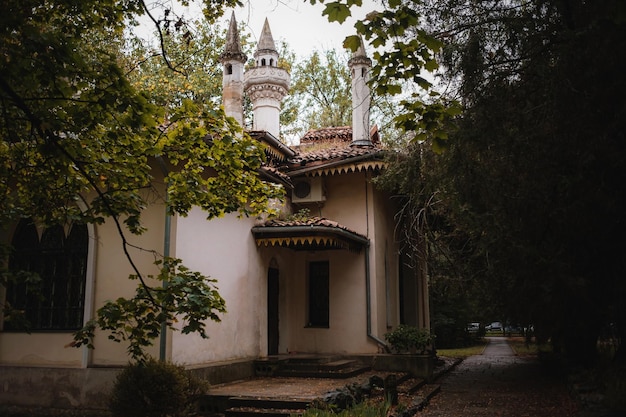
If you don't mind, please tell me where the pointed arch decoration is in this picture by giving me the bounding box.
[4,219,89,331]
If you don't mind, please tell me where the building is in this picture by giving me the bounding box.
[0,14,429,409]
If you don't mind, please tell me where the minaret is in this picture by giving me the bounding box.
[220,12,247,126]
[243,18,290,139]
[348,37,372,146]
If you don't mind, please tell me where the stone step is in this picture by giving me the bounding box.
[228,397,310,410]
[282,359,359,372]
[224,397,309,417]
[225,406,306,417]
[275,364,371,379]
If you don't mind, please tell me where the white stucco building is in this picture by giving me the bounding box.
[0,15,430,409]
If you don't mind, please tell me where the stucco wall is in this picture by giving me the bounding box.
[171,209,266,365]
[278,248,371,354]
[0,184,167,367]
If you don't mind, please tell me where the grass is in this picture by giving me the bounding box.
[436,339,488,358]
[298,400,391,417]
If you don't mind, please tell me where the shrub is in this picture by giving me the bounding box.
[384,325,434,354]
[109,358,208,417]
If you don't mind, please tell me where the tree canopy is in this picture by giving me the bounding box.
[361,0,626,365]
[0,0,285,361]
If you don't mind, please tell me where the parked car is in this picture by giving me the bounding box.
[466,322,480,333]
[486,321,503,331]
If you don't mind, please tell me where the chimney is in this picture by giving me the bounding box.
[348,37,372,146]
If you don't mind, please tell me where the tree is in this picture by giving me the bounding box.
[316,0,626,365]
[0,0,284,361]
[285,49,352,137]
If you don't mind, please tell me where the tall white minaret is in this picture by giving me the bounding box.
[348,37,372,146]
[220,12,247,126]
[243,18,290,138]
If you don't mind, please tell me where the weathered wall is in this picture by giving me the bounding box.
[170,210,266,365]
[0,366,119,409]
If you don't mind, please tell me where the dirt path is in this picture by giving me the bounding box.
[419,337,580,416]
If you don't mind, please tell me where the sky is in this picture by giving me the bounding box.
[139,0,381,59]
[232,0,380,58]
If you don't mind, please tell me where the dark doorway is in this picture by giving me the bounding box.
[267,267,279,355]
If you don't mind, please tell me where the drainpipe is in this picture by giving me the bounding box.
[364,174,388,350]
[156,156,171,361]
[365,245,388,349]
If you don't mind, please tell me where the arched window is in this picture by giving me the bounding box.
[226,64,233,75]
[4,219,88,331]
[269,58,274,66]
[261,58,267,66]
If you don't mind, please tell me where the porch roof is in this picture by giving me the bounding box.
[251,217,369,252]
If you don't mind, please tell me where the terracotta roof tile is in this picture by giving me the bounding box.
[289,143,382,165]
[261,216,364,237]
[301,126,353,142]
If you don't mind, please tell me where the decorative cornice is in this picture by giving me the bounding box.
[246,84,289,101]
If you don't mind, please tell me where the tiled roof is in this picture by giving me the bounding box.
[259,165,292,188]
[251,216,369,251]
[289,125,383,167]
[262,216,360,233]
[300,126,352,142]
[289,143,382,165]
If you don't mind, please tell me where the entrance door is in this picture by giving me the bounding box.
[267,267,279,355]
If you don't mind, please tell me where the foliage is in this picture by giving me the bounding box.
[309,0,461,152]
[72,258,226,362]
[299,399,390,417]
[109,358,208,417]
[374,0,626,367]
[384,324,434,354]
[285,49,352,138]
[0,0,282,360]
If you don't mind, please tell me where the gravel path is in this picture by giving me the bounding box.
[419,337,580,416]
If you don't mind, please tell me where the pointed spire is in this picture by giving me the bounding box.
[220,12,246,63]
[348,36,372,68]
[256,18,277,53]
[244,17,290,138]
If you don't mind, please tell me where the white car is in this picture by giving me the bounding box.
[486,321,503,331]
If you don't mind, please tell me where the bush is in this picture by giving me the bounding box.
[109,359,208,417]
[384,325,434,354]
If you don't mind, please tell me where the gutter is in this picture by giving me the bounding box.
[364,234,389,350]
[156,156,171,362]
[251,224,369,247]
[287,151,384,177]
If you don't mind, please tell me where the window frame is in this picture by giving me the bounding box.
[3,219,89,332]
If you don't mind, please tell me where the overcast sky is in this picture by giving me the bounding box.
[233,0,379,57]
[138,0,380,59]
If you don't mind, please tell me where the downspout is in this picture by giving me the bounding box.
[364,172,388,349]
[156,156,171,361]
[365,245,387,348]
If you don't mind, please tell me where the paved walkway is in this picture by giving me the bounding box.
[419,337,580,416]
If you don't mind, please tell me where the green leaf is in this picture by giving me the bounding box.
[322,2,352,23]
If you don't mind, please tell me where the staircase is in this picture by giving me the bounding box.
[198,355,433,417]
[262,355,371,379]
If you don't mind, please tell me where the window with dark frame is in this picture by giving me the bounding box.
[307,261,329,328]
[4,218,88,331]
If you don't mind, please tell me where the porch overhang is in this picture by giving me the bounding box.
[251,224,369,252]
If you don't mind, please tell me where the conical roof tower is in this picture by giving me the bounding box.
[220,12,247,126]
[243,18,290,139]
